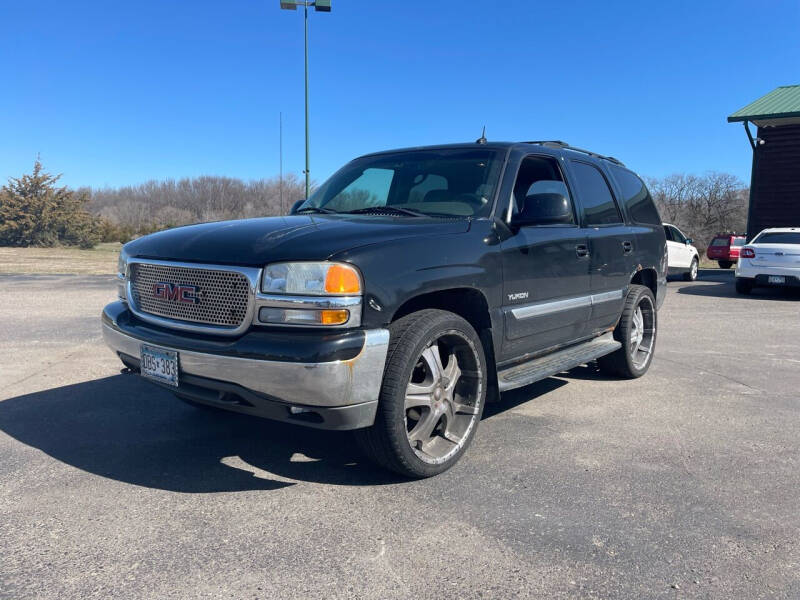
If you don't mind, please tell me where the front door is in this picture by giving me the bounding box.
[499,155,592,362]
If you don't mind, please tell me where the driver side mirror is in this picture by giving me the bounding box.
[289,199,305,215]
[511,193,573,227]
[685,238,693,245]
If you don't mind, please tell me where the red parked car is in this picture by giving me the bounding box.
[706,233,746,268]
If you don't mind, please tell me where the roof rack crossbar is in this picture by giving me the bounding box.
[521,140,626,167]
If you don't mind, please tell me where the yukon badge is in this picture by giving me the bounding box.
[508,292,529,301]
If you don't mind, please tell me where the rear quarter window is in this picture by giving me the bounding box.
[608,165,661,225]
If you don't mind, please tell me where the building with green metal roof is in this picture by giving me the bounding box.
[729,85,800,239]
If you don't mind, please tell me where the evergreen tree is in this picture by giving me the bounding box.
[0,160,100,248]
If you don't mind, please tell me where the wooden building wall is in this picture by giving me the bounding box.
[748,123,800,239]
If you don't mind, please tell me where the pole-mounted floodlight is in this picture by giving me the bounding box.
[279,1,331,199]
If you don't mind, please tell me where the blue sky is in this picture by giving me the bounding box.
[1,0,799,189]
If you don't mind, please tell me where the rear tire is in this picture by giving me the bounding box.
[735,277,753,295]
[597,285,657,379]
[719,260,733,269]
[683,258,698,281]
[355,309,487,478]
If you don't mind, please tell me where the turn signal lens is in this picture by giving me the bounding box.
[320,309,349,325]
[741,247,756,258]
[258,307,350,326]
[324,264,361,294]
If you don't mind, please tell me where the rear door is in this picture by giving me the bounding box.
[664,225,686,268]
[566,160,633,332]
[668,226,693,267]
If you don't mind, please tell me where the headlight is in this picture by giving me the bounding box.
[116,248,129,301]
[117,251,128,278]
[261,262,362,296]
[257,261,363,327]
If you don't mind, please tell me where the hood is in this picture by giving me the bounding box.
[124,214,471,266]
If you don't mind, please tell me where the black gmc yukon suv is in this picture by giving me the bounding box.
[103,141,667,477]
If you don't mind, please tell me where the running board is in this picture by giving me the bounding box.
[497,333,621,392]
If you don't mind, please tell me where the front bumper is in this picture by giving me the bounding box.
[102,302,390,430]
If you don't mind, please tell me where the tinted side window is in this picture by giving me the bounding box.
[608,165,662,225]
[511,155,575,224]
[663,225,674,241]
[570,162,622,225]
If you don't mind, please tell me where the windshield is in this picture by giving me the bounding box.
[752,232,800,245]
[300,148,506,217]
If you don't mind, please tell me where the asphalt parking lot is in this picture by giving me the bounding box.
[1,271,798,599]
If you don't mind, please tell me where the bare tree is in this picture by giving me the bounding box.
[646,172,748,251]
[87,174,308,236]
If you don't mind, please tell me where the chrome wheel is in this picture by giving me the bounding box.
[630,296,655,369]
[404,333,482,465]
[690,259,698,280]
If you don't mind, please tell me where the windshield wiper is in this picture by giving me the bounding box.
[346,206,427,217]
[296,206,338,214]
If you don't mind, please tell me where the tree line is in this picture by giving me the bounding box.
[87,174,307,239]
[0,160,747,251]
[647,172,748,251]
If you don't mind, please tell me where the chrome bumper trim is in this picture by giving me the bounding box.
[102,324,390,408]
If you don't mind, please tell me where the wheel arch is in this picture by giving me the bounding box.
[630,267,658,297]
[390,287,498,386]
[392,287,492,334]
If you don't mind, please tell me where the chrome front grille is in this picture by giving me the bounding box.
[129,262,252,329]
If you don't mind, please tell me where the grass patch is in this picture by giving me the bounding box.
[0,243,121,275]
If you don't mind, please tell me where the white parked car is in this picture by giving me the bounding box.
[735,227,800,294]
[663,223,700,281]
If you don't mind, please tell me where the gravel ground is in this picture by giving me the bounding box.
[1,271,798,599]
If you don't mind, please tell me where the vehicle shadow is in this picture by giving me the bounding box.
[0,372,568,491]
[486,377,568,417]
[0,374,400,491]
[676,270,800,300]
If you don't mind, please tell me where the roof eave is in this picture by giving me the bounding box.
[728,111,800,123]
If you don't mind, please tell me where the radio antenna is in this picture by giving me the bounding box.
[476,126,487,144]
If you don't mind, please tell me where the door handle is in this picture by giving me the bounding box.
[622,240,633,254]
[576,244,589,258]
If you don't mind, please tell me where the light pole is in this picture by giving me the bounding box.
[280,0,331,200]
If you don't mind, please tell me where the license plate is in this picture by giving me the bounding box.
[768,275,786,284]
[140,345,179,387]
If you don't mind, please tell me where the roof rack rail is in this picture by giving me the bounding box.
[521,140,626,167]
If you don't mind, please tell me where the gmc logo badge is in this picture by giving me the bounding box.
[153,282,199,304]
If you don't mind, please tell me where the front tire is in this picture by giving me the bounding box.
[355,309,487,478]
[597,285,657,379]
[684,258,698,281]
